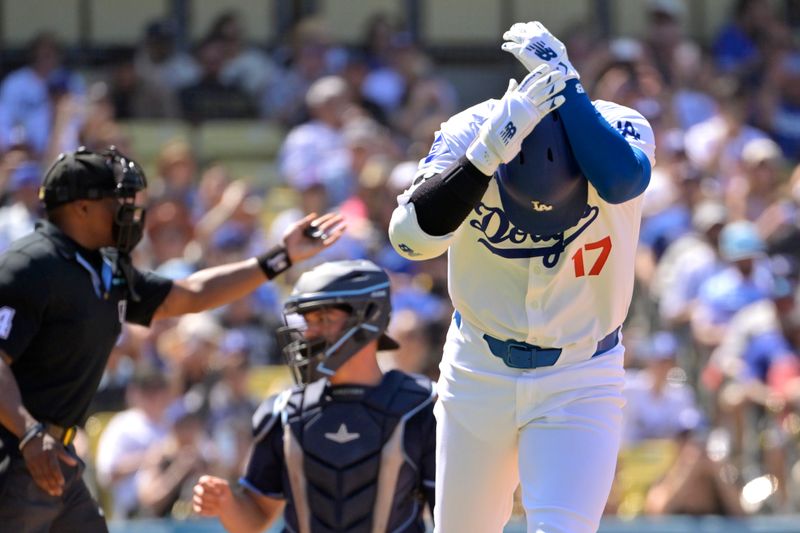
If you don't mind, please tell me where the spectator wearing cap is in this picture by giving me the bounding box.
[727,137,785,222]
[134,19,200,93]
[653,202,727,389]
[654,201,727,328]
[691,221,774,349]
[0,162,42,253]
[95,369,173,519]
[622,331,703,446]
[204,10,282,101]
[277,75,354,205]
[0,33,85,157]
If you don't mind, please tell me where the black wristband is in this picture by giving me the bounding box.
[257,245,292,280]
[18,422,46,452]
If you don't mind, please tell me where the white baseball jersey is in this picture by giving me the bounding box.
[390,98,656,361]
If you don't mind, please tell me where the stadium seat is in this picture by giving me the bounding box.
[118,119,193,164]
[196,120,286,162]
[262,185,300,215]
[247,365,294,399]
[614,439,679,518]
[216,158,280,187]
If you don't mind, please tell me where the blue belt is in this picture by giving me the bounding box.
[482,327,620,369]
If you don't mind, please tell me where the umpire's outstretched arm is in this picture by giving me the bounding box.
[152,212,344,320]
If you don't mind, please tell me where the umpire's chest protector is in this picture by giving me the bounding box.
[282,371,434,533]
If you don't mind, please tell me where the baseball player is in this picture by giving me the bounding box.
[389,22,656,533]
[193,260,437,533]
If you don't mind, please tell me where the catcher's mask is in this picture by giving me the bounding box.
[496,112,588,237]
[277,260,399,385]
[40,146,148,254]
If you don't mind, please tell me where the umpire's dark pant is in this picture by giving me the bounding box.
[0,448,108,533]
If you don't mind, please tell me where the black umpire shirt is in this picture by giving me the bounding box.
[0,220,173,429]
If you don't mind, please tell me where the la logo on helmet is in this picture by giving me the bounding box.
[531,200,553,212]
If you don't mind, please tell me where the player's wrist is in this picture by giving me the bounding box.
[557,78,592,118]
[466,138,501,176]
[554,57,580,80]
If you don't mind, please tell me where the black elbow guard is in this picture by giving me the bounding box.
[409,156,492,236]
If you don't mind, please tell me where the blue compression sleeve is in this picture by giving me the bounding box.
[557,79,651,204]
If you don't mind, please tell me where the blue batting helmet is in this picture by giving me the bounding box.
[496,112,587,237]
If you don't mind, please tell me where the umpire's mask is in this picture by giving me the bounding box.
[40,146,148,254]
[277,260,399,385]
[496,112,588,237]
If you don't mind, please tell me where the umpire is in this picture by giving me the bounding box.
[0,146,344,532]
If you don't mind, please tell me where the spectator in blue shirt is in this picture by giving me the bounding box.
[692,221,773,349]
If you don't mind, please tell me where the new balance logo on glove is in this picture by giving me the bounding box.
[500,122,517,144]
[526,41,558,61]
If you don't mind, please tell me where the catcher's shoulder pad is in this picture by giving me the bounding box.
[364,370,436,417]
[251,386,298,442]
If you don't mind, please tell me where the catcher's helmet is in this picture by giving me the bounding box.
[277,259,399,384]
[496,112,588,237]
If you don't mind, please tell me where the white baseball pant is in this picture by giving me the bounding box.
[433,315,625,533]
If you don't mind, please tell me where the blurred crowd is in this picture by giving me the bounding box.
[2,0,800,522]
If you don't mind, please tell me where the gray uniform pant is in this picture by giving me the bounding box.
[0,449,108,533]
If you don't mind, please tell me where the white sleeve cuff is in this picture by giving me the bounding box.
[389,202,455,260]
